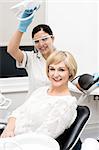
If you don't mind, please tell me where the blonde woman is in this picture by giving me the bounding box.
[1,51,78,139]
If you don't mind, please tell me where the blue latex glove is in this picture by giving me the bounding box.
[93,72,99,86]
[93,72,99,80]
[18,9,33,32]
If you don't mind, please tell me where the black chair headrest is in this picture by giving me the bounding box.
[78,74,94,90]
[72,73,99,91]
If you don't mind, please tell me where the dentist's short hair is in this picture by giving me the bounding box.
[46,51,77,81]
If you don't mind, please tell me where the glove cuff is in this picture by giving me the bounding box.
[18,25,27,33]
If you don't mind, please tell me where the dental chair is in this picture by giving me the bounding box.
[0,73,98,150]
[0,106,90,150]
[56,105,90,150]
[56,73,99,150]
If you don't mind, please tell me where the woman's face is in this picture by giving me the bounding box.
[48,61,70,88]
[33,30,54,57]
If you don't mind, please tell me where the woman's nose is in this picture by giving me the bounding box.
[53,70,59,77]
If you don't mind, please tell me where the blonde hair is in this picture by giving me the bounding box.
[46,51,77,81]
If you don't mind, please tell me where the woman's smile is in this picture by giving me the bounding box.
[48,61,70,87]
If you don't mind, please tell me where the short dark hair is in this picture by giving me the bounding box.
[32,24,53,38]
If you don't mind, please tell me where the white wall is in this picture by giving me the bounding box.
[0,0,46,46]
[46,0,98,75]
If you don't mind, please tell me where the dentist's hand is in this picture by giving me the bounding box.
[18,9,34,32]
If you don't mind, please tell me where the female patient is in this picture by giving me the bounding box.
[1,51,77,139]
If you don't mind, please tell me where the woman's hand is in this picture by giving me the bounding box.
[0,127,15,138]
[0,117,16,138]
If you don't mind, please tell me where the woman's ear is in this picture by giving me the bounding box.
[69,71,72,77]
[69,73,72,80]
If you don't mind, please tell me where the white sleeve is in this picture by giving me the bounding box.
[35,98,77,139]
[16,51,28,68]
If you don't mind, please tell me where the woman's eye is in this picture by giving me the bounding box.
[49,68,55,71]
[42,37,48,41]
[35,40,39,44]
[58,68,65,72]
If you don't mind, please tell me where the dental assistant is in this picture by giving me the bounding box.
[7,9,55,95]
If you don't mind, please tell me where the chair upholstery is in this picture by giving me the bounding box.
[56,105,90,150]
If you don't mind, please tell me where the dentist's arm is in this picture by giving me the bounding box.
[7,10,33,63]
[7,30,24,63]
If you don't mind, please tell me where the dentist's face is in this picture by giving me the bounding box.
[33,30,54,56]
[48,61,70,88]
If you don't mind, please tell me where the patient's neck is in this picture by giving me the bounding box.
[48,85,71,96]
